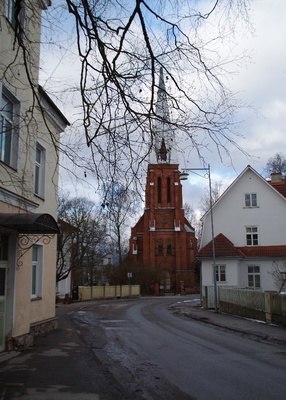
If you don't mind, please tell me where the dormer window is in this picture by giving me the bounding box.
[245,193,257,207]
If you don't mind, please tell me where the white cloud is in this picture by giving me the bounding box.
[41,1,286,210]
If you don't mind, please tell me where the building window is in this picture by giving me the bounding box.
[34,143,46,198]
[167,242,172,255]
[167,177,171,203]
[216,265,226,282]
[246,226,258,246]
[0,86,19,169]
[248,266,260,289]
[0,235,9,261]
[158,240,163,256]
[5,0,16,27]
[5,0,25,32]
[245,193,257,207]
[158,177,161,203]
[31,245,43,299]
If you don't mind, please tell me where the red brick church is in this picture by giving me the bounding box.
[129,69,198,295]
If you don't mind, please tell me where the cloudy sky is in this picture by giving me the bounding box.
[40,0,286,213]
[182,0,286,210]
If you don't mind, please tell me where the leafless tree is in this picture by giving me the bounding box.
[265,153,286,178]
[7,0,252,194]
[102,182,141,264]
[183,202,202,242]
[200,179,225,214]
[58,195,108,285]
[105,259,165,295]
[270,261,286,293]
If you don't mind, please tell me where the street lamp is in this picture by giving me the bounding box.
[180,164,218,311]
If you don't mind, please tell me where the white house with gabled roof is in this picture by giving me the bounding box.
[198,166,286,292]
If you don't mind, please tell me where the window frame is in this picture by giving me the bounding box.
[0,83,19,169]
[5,0,16,28]
[31,245,43,299]
[167,241,172,256]
[167,177,171,203]
[5,0,26,33]
[245,193,258,208]
[34,142,46,199]
[216,265,226,282]
[158,239,163,256]
[248,265,260,289]
[246,226,259,246]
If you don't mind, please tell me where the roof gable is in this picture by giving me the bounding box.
[202,165,286,220]
[198,233,244,258]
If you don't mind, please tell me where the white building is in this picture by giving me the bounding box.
[0,0,69,351]
[198,166,286,292]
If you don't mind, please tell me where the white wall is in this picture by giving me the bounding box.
[202,258,278,292]
[201,168,286,247]
[201,258,240,286]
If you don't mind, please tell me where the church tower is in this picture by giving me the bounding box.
[129,68,197,295]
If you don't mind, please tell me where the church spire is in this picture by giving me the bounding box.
[149,67,178,164]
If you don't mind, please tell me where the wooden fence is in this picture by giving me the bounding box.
[78,284,140,301]
[211,287,286,326]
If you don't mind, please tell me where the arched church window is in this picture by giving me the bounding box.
[167,177,171,203]
[158,239,163,256]
[167,241,172,255]
[158,177,162,203]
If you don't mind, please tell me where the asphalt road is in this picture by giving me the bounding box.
[73,297,286,400]
[1,297,286,399]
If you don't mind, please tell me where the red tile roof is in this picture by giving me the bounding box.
[198,233,245,258]
[268,180,286,199]
[237,246,286,258]
[198,233,286,259]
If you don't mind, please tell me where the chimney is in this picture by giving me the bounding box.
[271,172,283,183]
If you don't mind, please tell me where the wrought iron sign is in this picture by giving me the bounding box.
[17,234,55,269]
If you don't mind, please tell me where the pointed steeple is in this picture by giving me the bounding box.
[158,138,167,161]
[149,67,178,164]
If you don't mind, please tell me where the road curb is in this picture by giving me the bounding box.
[169,305,286,346]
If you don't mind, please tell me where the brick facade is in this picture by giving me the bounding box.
[129,163,198,294]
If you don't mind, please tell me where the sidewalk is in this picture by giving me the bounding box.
[0,301,125,400]
[169,297,286,345]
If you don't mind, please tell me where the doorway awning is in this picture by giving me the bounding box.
[0,213,60,234]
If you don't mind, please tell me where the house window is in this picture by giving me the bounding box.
[31,245,43,299]
[248,266,260,289]
[5,0,25,32]
[246,226,258,246]
[245,193,257,207]
[5,0,16,27]
[0,87,19,169]
[216,265,226,282]
[34,143,46,198]
[158,240,163,256]
[0,235,9,261]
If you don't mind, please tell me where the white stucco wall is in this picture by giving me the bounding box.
[201,168,286,248]
[201,258,240,287]
[202,258,278,292]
